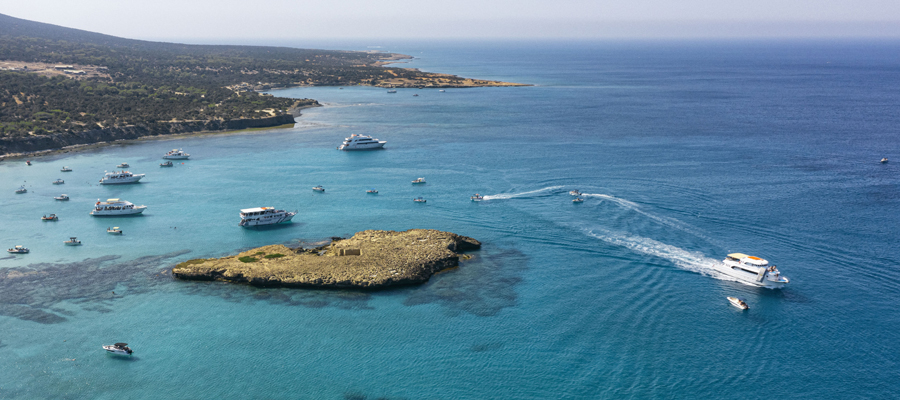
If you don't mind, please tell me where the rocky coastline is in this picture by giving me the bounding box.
[172,229,481,289]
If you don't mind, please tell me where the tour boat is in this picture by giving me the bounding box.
[41,214,58,221]
[163,149,190,159]
[60,166,72,172]
[413,197,427,203]
[52,179,64,185]
[411,177,426,184]
[103,343,133,355]
[338,134,386,151]
[54,194,69,201]
[7,245,29,254]
[367,189,378,194]
[572,198,584,203]
[471,194,484,201]
[160,161,173,167]
[90,198,147,216]
[727,297,749,310]
[116,163,129,168]
[312,185,325,192]
[714,253,789,289]
[881,157,889,163]
[64,237,82,246]
[107,227,123,234]
[239,207,297,227]
[387,90,397,93]
[569,190,581,196]
[15,185,27,194]
[99,171,144,184]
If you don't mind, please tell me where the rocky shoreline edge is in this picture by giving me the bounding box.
[172,229,481,289]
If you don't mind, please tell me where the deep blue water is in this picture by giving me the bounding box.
[1,40,899,399]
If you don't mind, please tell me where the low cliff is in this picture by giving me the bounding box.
[172,229,481,289]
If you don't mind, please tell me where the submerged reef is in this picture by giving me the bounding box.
[172,229,481,289]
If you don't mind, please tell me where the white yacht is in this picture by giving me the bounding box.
[7,245,29,254]
[99,171,144,184]
[714,253,789,289]
[61,166,72,172]
[90,199,147,216]
[163,149,190,159]
[239,207,297,227]
[103,343,133,355]
[338,134,386,151]
[15,185,26,194]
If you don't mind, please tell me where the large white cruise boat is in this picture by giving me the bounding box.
[90,199,147,216]
[713,253,789,289]
[163,149,190,159]
[239,207,297,227]
[99,171,144,185]
[338,134,386,151]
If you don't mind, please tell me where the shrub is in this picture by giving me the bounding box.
[238,256,258,263]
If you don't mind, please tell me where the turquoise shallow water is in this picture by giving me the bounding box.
[2,40,900,399]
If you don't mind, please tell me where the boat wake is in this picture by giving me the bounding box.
[482,186,564,200]
[580,192,711,241]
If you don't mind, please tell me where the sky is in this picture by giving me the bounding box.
[3,0,900,41]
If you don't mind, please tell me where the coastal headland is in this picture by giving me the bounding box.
[172,229,481,289]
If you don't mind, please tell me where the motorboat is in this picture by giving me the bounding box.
[116,163,129,168]
[387,90,397,93]
[413,197,427,203]
[99,171,144,184]
[471,194,484,201]
[713,253,789,289]
[7,245,29,254]
[439,90,445,92]
[881,157,889,163]
[338,134,386,151]
[312,185,325,192]
[163,149,190,159]
[572,198,584,203]
[60,166,72,172]
[52,179,65,185]
[107,227,123,234]
[15,185,27,194]
[411,177,426,184]
[413,94,419,97]
[102,343,133,355]
[569,190,581,196]
[239,207,297,227]
[160,161,173,167]
[727,297,749,310]
[90,198,147,216]
[54,194,69,201]
[64,237,82,246]
[25,160,31,166]
[366,189,378,194]
[41,214,59,221]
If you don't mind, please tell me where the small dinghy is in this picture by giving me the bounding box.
[60,166,72,172]
[569,190,581,196]
[413,197,427,203]
[54,194,69,201]
[312,185,325,192]
[52,179,64,185]
[411,177,426,184]
[107,227,123,235]
[7,245,29,254]
[42,214,59,221]
[727,297,749,310]
[117,163,129,168]
[366,189,378,194]
[881,157,888,163]
[103,343,133,355]
[471,194,484,201]
[15,185,27,194]
[160,161,173,167]
[64,237,82,246]
[572,198,584,203]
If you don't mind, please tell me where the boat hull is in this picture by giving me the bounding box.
[239,212,296,227]
[339,142,386,151]
[100,176,144,184]
[91,207,146,216]
[712,262,788,289]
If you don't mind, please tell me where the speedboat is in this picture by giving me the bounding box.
[90,198,147,216]
[64,237,82,246]
[160,161,173,167]
[387,90,397,93]
[338,134,386,151]
[471,194,484,201]
[713,253,789,289]
[54,194,69,201]
[727,297,749,310]
[312,185,325,192]
[572,198,584,203]
[569,190,581,196]
[60,166,72,172]
[411,177,426,184]
[116,163,129,168]
[881,157,889,163]
[413,197,427,203]
[163,149,190,159]
[25,160,31,166]
[439,90,445,92]
[366,189,378,194]
[102,343,133,355]
[41,214,59,221]
[107,227,123,234]
[52,179,65,185]
[7,245,29,254]
[99,171,144,184]
[15,185,27,194]
[239,207,297,227]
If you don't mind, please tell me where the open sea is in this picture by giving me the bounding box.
[1,40,899,399]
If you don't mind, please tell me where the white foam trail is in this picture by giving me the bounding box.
[482,186,564,200]
[586,229,736,281]
[581,193,638,208]
[581,193,709,240]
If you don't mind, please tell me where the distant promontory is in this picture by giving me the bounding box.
[172,229,481,289]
